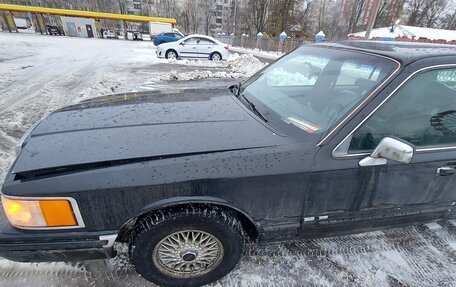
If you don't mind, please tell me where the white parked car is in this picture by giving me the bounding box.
[156,34,229,61]
[103,30,117,39]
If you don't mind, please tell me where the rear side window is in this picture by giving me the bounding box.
[198,38,215,45]
[163,33,174,37]
[349,68,456,152]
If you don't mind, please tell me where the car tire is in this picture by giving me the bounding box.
[210,52,222,61]
[130,206,244,287]
[166,50,178,59]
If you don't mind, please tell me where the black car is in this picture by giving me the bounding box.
[47,25,64,36]
[1,41,456,287]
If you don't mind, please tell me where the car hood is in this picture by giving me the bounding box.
[12,88,292,176]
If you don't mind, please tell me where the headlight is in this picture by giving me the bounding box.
[1,196,85,229]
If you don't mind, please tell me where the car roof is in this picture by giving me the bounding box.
[182,34,220,43]
[314,41,456,65]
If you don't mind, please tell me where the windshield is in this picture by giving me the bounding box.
[240,46,398,135]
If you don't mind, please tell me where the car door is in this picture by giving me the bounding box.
[179,37,198,58]
[302,64,456,236]
[197,38,215,59]
[163,32,174,43]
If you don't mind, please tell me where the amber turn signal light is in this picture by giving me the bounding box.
[1,196,78,228]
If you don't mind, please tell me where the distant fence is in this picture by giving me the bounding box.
[216,34,456,56]
[215,35,311,53]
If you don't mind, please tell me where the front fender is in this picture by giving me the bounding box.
[114,196,261,242]
[139,196,258,228]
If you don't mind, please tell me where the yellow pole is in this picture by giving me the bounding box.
[0,4,176,24]
[2,11,11,32]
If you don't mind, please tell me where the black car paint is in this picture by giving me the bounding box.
[2,88,318,241]
[1,42,456,262]
[301,55,456,236]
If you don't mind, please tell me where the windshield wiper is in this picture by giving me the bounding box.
[239,94,268,123]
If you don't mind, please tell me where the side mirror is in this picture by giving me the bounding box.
[180,42,184,45]
[229,84,237,94]
[359,137,414,167]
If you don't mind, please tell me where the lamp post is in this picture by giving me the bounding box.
[232,0,236,37]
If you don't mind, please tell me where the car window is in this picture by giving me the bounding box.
[163,33,174,37]
[174,33,183,38]
[348,68,456,152]
[241,47,398,134]
[336,61,381,86]
[264,55,329,86]
[198,38,215,45]
[183,38,198,44]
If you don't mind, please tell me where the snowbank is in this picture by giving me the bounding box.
[350,25,456,41]
[228,46,283,61]
[159,54,266,81]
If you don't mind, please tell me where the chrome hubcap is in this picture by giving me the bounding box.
[153,230,223,278]
[168,51,176,59]
[212,54,221,61]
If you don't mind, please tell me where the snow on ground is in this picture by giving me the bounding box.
[1,33,456,287]
[229,46,283,61]
[159,54,265,81]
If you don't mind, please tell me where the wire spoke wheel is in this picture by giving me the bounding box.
[152,230,224,278]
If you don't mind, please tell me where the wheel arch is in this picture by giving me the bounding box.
[165,48,178,59]
[210,51,222,60]
[116,196,259,243]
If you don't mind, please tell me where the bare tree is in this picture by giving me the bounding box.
[347,0,366,33]
[425,0,448,27]
[311,0,345,40]
[440,9,456,30]
[199,0,214,35]
[406,0,448,28]
[268,0,296,36]
[248,0,272,33]
[180,0,200,34]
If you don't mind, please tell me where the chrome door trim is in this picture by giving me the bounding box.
[332,64,456,159]
[317,53,402,146]
[416,146,456,152]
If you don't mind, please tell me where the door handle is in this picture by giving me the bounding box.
[437,166,456,176]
